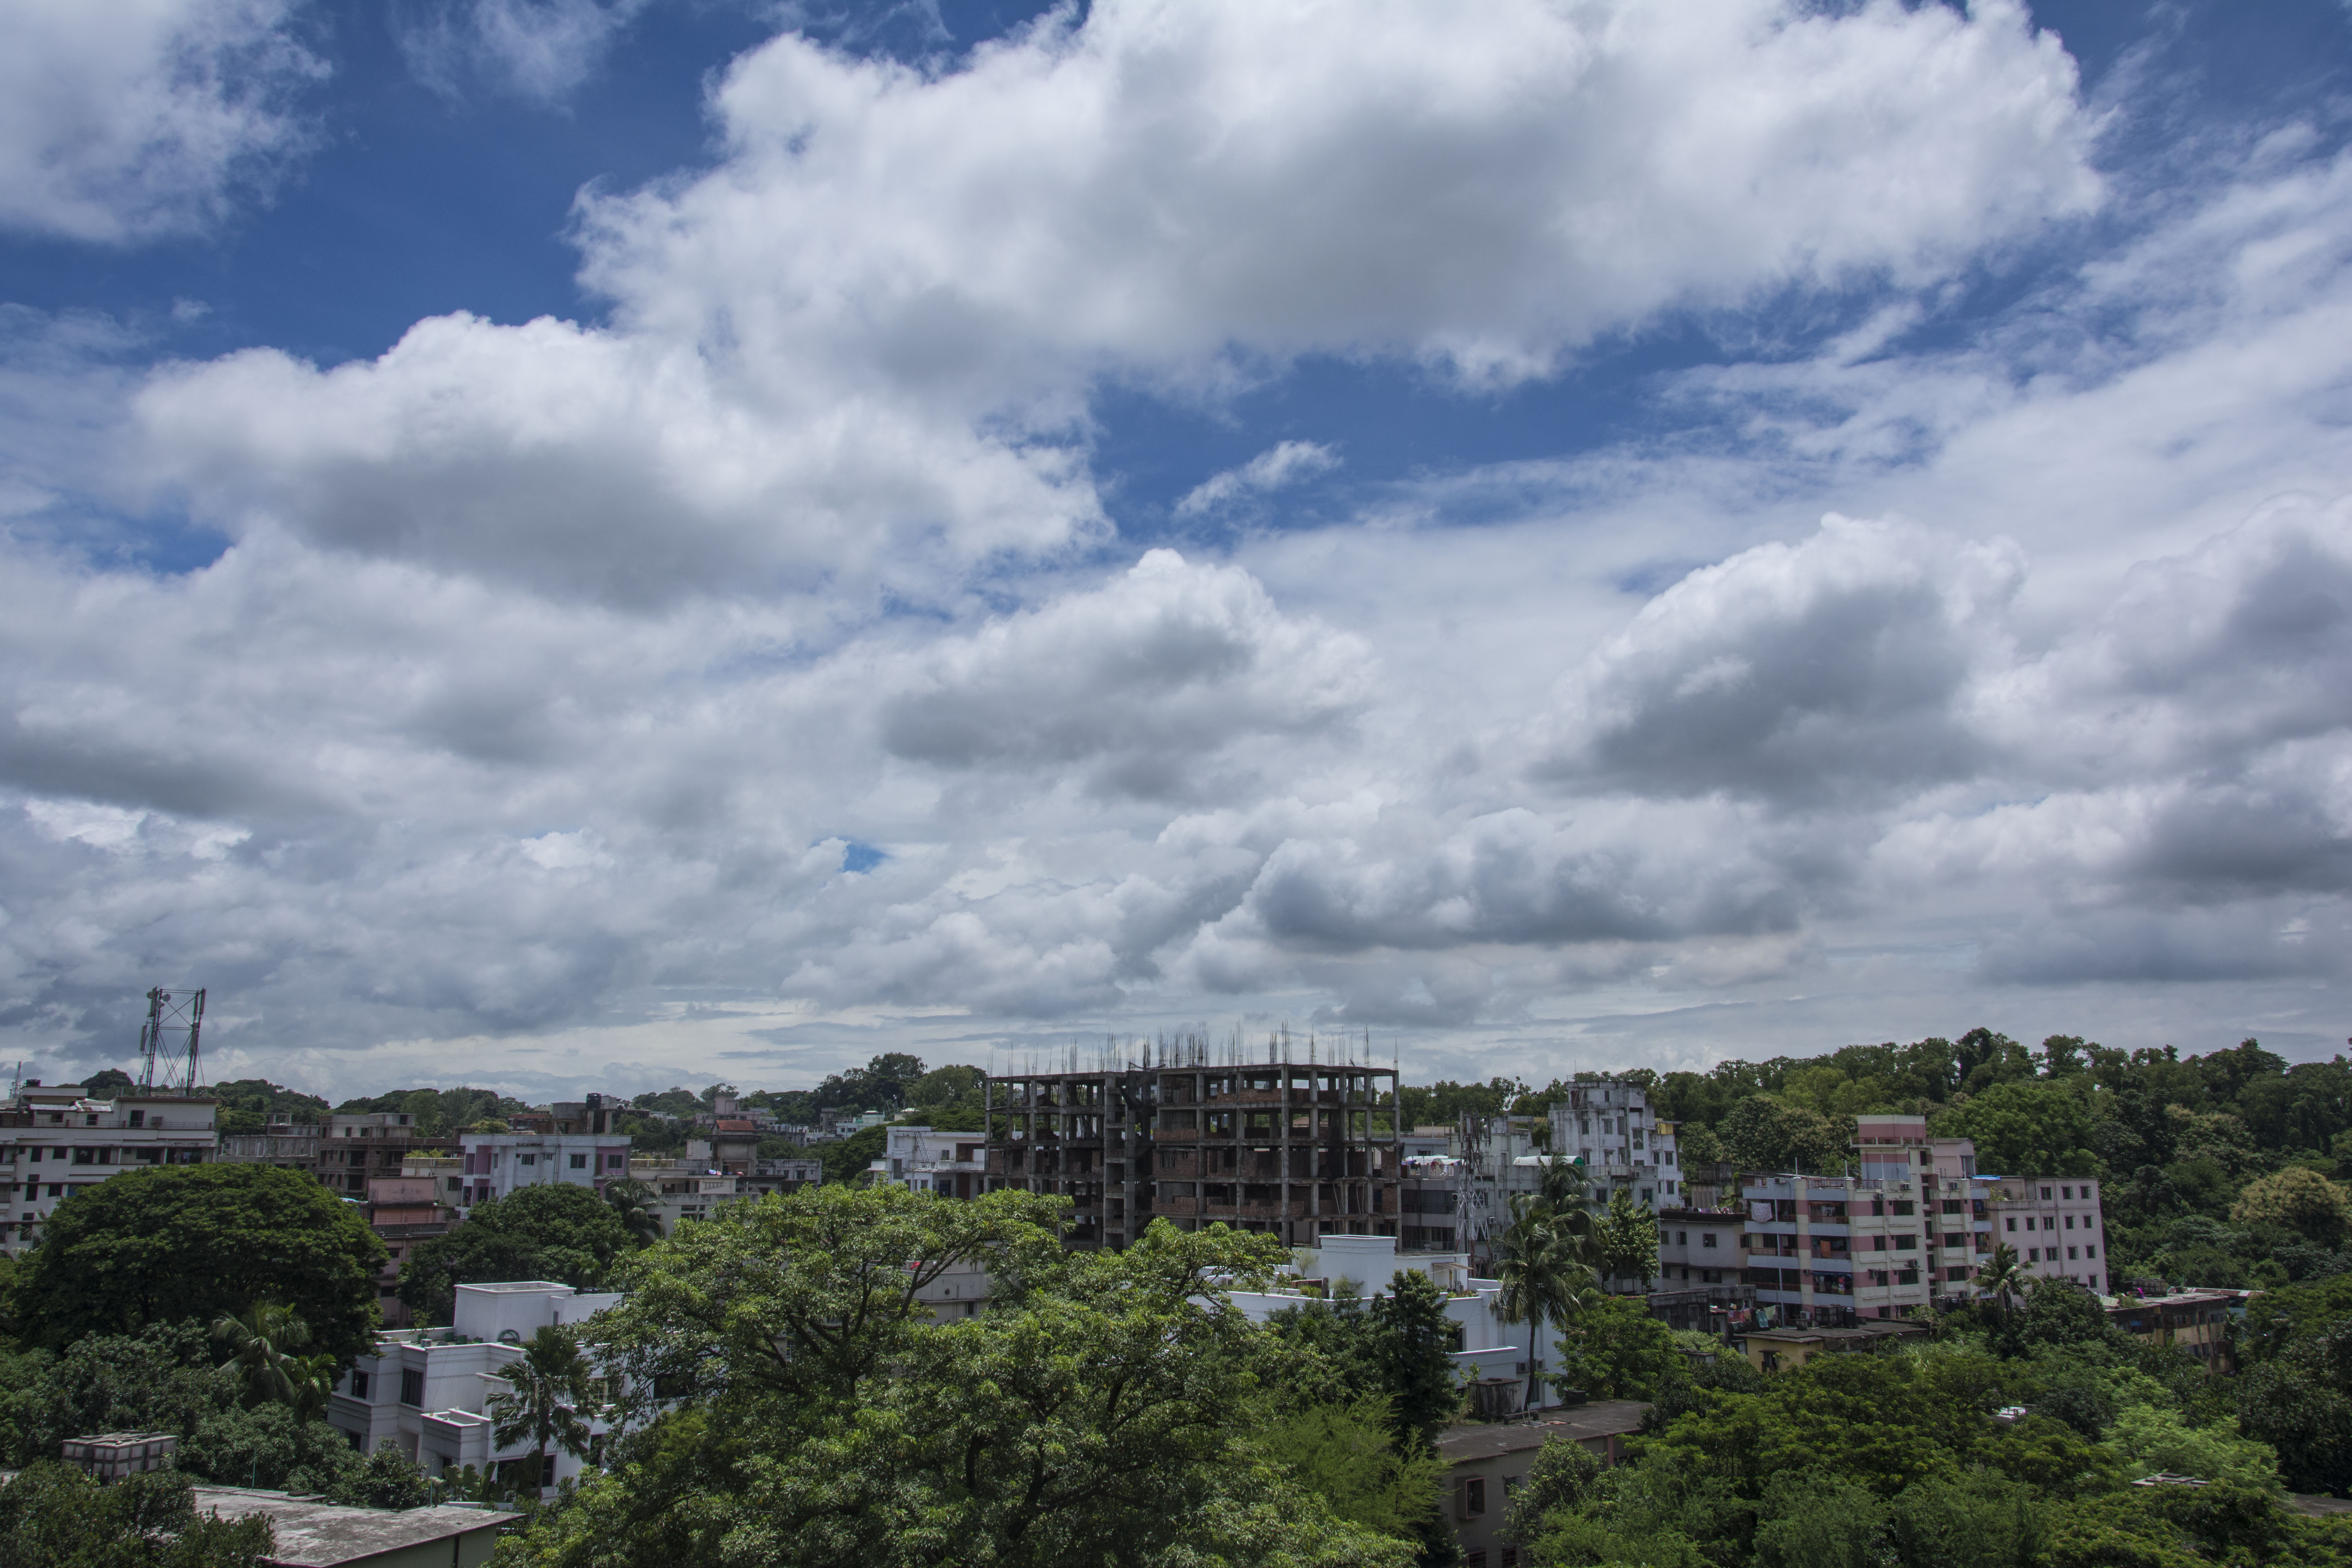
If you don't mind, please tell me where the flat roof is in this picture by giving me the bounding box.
[1436,1401,1650,1463]
[1746,1321,1929,1345]
[189,1487,520,1566]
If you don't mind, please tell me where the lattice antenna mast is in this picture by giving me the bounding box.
[136,987,206,1096]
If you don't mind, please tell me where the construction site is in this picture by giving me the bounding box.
[983,1035,1403,1250]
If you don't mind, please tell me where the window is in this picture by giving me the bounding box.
[1676,1231,1687,1245]
[2086,1245,2098,1259]
[1942,1199,1963,1215]
[351,1370,370,1398]
[570,1153,588,1170]
[2024,1217,2036,1231]
[2067,1246,2078,1260]
[2028,1248,2040,1262]
[1894,1234,1918,1250]
[400,1368,425,1406]
[2005,1216,2016,1232]
[2061,1186,2073,1200]
[1702,1233,1717,1248]
[2040,1186,2053,1199]
[127,1110,144,1128]
[1460,1477,1487,1518]
[1891,1200,1914,1216]
[519,1154,536,1167]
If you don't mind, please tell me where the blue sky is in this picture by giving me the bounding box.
[3,0,2351,1100]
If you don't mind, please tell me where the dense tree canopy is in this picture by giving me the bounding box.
[9,1165,382,1362]
[397,1183,631,1327]
[503,1186,1426,1568]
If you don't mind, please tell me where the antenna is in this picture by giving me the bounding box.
[136,987,206,1096]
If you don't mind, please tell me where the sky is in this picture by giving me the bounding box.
[3,0,2352,1103]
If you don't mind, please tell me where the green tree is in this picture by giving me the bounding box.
[1720,1095,1847,1173]
[1979,1241,2030,1321]
[1932,1078,2098,1178]
[10,1166,382,1364]
[176,1401,363,1494]
[1593,1188,1660,1289]
[1254,1395,1442,1541]
[601,1177,664,1245]
[0,1323,232,1468]
[2230,1167,2351,1248]
[0,1463,276,1567]
[511,1188,1414,1568]
[1365,1271,1466,1447]
[326,1440,432,1510]
[1495,1196,1597,1411]
[1552,1294,1680,1401]
[397,1184,630,1327]
[489,1326,596,1501]
[211,1303,311,1410]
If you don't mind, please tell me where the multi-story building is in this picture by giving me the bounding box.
[1982,1176,2108,1294]
[456,1132,630,1211]
[328,1281,624,1486]
[1653,1198,1754,1332]
[0,1082,217,1255]
[1546,1078,1679,1204]
[873,1125,989,1199]
[215,1114,321,1171]
[985,1048,1401,1250]
[316,1111,443,1199]
[365,1175,458,1328]
[1740,1114,1992,1327]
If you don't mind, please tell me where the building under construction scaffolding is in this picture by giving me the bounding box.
[984,1034,1402,1250]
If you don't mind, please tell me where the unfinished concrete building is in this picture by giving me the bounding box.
[984,1040,1403,1250]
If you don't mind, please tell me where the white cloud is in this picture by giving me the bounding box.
[1175,441,1341,517]
[395,0,651,103]
[133,0,2098,606]
[0,0,322,243]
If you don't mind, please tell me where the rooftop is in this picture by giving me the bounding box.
[188,1487,519,1567]
[1744,1321,1930,1347]
[1435,1401,1650,1463]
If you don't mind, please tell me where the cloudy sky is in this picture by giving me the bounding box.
[4,0,2350,1101]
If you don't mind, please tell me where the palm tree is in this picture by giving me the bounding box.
[488,1324,596,1501]
[601,1177,663,1245]
[289,1352,340,1422]
[1494,1194,1599,1412]
[1980,1241,2029,1321]
[213,1303,312,1409]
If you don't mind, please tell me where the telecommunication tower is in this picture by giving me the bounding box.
[136,987,206,1096]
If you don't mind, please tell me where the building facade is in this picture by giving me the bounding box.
[1984,1176,2109,1294]
[0,1082,217,1255]
[364,1175,458,1328]
[985,1049,1402,1250]
[316,1112,441,1199]
[214,1114,321,1171]
[328,1281,624,1487]
[875,1125,988,1198]
[456,1132,631,1210]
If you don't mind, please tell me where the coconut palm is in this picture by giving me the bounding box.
[1980,1241,2029,1321]
[488,1324,596,1500]
[213,1302,312,1409]
[601,1177,663,1245]
[1494,1194,1599,1412]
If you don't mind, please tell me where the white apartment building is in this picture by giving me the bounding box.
[329,1282,624,1488]
[1546,1078,1681,1204]
[456,1132,630,1211]
[0,1082,217,1255]
[872,1125,988,1200]
[1984,1176,2108,1294]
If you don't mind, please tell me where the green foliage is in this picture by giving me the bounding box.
[1933,1078,2099,1178]
[331,1086,525,1137]
[327,1439,433,1509]
[1266,1272,1466,1450]
[1593,1188,1660,1287]
[1719,1095,1849,1174]
[632,1087,701,1118]
[812,1120,890,1185]
[0,1462,276,1567]
[1552,1294,1681,1401]
[507,1187,1414,1568]
[178,1401,364,1493]
[1751,1472,1886,1568]
[490,1326,595,1500]
[206,1078,331,1137]
[397,1183,630,1327]
[9,1165,383,1364]
[2232,1167,2352,1247]
[1394,1078,1524,1130]
[2106,1402,2281,1489]
[1254,1395,1442,1541]
[0,1323,232,1467]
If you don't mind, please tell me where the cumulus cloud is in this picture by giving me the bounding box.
[0,0,322,243]
[1538,517,2025,806]
[131,0,2098,605]
[1175,441,1341,517]
[394,0,651,103]
[875,548,1371,799]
